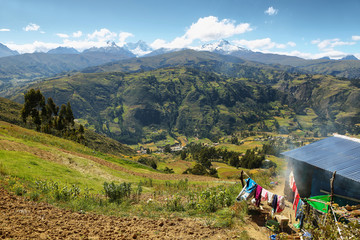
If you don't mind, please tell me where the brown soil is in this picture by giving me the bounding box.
[0,187,245,240]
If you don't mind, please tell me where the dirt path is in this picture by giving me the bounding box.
[0,187,247,240]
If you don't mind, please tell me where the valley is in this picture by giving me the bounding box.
[1,28,360,239]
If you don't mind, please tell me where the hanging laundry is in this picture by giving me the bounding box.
[267,191,274,205]
[255,185,263,207]
[276,195,285,213]
[272,194,278,213]
[295,200,305,228]
[289,171,295,190]
[293,188,300,213]
[236,178,257,201]
[261,188,269,201]
[292,182,297,193]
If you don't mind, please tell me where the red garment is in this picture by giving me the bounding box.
[292,182,297,192]
[293,188,300,212]
[255,185,263,207]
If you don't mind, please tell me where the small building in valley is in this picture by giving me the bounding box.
[281,134,360,206]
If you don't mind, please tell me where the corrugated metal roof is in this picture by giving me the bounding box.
[281,135,360,183]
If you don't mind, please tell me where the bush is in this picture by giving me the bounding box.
[103,182,132,204]
[166,194,185,212]
[162,167,175,174]
[138,157,157,169]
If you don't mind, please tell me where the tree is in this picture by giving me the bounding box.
[21,89,45,130]
[66,102,75,126]
[180,151,187,160]
[164,144,171,153]
[57,104,67,131]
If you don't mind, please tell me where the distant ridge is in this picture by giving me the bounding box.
[0,43,19,58]
[340,55,359,60]
[83,41,135,58]
[48,47,79,54]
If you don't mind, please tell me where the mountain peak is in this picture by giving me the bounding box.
[47,47,79,54]
[83,42,135,57]
[124,40,153,57]
[106,41,118,48]
[340,55,359,60]
[0,43,19,58]
[197,39,250,54]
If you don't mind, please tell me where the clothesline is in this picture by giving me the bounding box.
[236,177,285,214]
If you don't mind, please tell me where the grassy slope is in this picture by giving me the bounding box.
[0,121,143,190]
[0,120,230,189]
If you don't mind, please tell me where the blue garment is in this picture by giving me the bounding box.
[272,194,278,213]
[236,178,257,201]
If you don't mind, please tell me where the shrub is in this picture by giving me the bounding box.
[166,194,185,212]
[138,157,157,169]
[162,167,174,174]
[103,182,132,204]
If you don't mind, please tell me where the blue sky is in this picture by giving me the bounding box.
[1,0,360,59]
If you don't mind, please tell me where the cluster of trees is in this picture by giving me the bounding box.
[180,142,279,172]
[21,89,84,142]
[239,148,265,169]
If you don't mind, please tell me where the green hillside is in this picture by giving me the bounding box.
[11,67,286,144]
[0,97,134,156]
[6,50,360,145]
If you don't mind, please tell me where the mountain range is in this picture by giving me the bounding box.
[0,40,359,84]
[7,50,360,145]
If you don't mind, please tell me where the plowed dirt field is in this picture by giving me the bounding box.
[0,187,243,240]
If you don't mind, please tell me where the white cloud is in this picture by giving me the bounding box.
[233,38,294,51]
[352,35,360,41]
[312,38,355,51]
[150,39,167,49]
[23,23,40,32]
[184,16,252,42]
[87,28,117,42]
[287,41,296,47]
[73,31,82,38]
[6,27,137,53]
[0,28,10,32]
[151,16,252,49]
[118,32,134,46]
[56,33,69,38]
[62,39,109,51]
[6,41,59,54]
[265,7,278,16]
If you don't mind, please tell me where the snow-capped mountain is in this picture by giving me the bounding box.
[47,47,79,54]
[83,41,135,58]
[124,40,153,57]
[196,39,250,55]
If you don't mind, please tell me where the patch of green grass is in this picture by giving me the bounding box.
[0,150,113,191]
